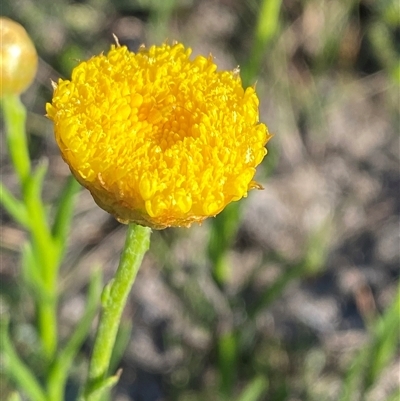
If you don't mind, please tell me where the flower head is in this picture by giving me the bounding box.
[46,42,271,229]
[0,18,38,97]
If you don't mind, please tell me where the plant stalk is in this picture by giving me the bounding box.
[83,223,151,401]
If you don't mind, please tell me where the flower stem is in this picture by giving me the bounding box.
[83,224,151,400]
[0,94,31,186]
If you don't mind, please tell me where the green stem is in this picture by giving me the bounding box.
[83,224,151,400]
[0,94,31,186]
[36,301,57,359]
[24,165,59,358]
[209,202,241,286]
[1,95,58,359]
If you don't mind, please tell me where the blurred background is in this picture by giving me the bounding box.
[1,0,399,400]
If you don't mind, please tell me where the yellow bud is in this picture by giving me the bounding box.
[0,18,38,97]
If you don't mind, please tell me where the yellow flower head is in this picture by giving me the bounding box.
[0,17,38,97]
[46,42,271,229]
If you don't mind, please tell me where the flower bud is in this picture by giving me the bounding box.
[0,18,38,97]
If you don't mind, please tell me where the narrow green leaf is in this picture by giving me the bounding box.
[340,285,400,401]
[242,0,283,85]
[24,159,58,281]
[51,175,81,255]
[81,371,122,401]
[236,376,268,401]
[218,330,238,398]
[0,182,29,227]
[364,286,400,389]
[47,269,103,400]
[0,319,47,401]
[24,159,48,203]
[21,242,46,295]
[108,320,133,376]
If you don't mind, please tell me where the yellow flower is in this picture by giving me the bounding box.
[46,42,271,229]
[0,18,38,97]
